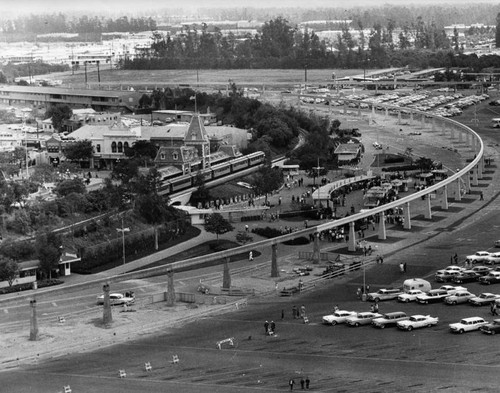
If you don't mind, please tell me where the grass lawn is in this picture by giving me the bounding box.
[131,239,261,273]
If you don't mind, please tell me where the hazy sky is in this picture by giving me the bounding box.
[2,0,499,15]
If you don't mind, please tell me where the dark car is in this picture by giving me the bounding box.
[479,272,500,285]
[416,289,449,304]
[480,319,500,335]
[452,270,480,284]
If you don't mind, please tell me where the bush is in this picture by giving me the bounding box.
[283,236,309,246]
[0,278,62,294]
[252,226,282,238]
[384,156,405,164]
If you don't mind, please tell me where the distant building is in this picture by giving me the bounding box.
[334,141,362,164]
[0,85,141,113]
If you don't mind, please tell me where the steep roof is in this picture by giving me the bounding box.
[184,114,208,142]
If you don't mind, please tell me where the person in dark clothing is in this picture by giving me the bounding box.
[264,321,269,335]
[292,305,298,319]
[281,309,285,320]
[300,377,305,389]
[270,321,276,334]
[305,377,310,389]
[289,379,295,391]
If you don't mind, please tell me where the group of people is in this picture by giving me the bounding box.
[264,320,276,335]
[289,376,311,390]
[292,304,307,319]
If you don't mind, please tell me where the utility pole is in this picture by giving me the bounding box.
[116,218,130,265]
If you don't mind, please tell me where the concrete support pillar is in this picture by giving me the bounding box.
[478,158,484,180]
[29,299,39,341]
[443,122,447,136]
[456,178,462,201]
[222,258,231,289]
[442,185,449,210]
[271,244,279,278]
[343,102,347,114]
[348,222,356,252]
[459,130,463,143]
[472,166,479,186]
[397,111,401,124]
[403,202,411,230]
[431,117,435,132]
[471,136,476,151]
[450,127,455,140]
[424,194,432,220]
[385,108,388,118]
[372,105,375,116]
[312,233,320,264]
[166,268,175,306]
[421,114,425,128]
[357,106,361,117]
[102,282,112,325]
[465,170,471,194]
[378,211,387,240]
[410,111,414,125]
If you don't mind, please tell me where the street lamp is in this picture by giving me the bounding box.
[312,157,324,189]
[116,217,130,265]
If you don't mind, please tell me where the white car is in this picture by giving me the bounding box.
[485,252,500,265]
[444,291,476,305]
[469,293,500,306]
[397,315,439,331]
[96,293,135,306]
[398,290,425,303]
[345,312,383,327]
[449,317,488,333]
[438,285,468,295]
[322,310,357,325]
[466,251,492,264]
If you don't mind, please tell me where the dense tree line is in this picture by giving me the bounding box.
[0,14,157,41]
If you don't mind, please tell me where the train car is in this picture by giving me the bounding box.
[168,174,194,193]
[230,155,251,172]
[194,168,213,183]
[247,151,266,167]
[211,161,232,180]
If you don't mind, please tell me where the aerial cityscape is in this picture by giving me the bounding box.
[1,1,500,392]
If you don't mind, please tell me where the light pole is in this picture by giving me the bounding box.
[312,157,324,189]
[116,217,130,265]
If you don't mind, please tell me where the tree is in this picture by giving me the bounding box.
[64,140,93,162]
[45,104,72,132]
[32,163,56,183]
[204,213,234,243]
[54,178,86,197]
[415,157,435,172]
[0,257,18,287]
[125,140,157,168]
[36,232,62,279]
[111,159,139,185]
[190,172,211,205]
[236,231,253,244]
[134,193,173,249]
[496,12,500,48]
[251,166,284,195]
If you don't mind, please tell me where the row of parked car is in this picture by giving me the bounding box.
[321,308,500,334]
[435,264,500,284]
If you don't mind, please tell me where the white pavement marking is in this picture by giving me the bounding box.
[52,302,57,307]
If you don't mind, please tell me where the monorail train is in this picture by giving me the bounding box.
[158,151,266,196]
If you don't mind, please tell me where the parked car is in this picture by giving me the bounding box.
[397,315,439,331]
[322,310,357,325]
[485,252,500,265]
[372,312,409,328]
[197,283,213,295]
[345,312,383,327]
[452,271,480,284]
[398,290,425,303]
[449,317,488,333]
[444,291,476,305]
[470,266,492,276]
[438,285,468,295]
[96,292,135,306]
[366,288,403,302]
[469,293,500,306]
[416,289,449,304]
[479,272,500,285]
[466,251,491,264]
[435,267,464,282]
[480,319,500,335]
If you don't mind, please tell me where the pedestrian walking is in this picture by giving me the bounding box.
[334,304,339,312]
[289,378,295,391]
[300,377,305,389]
[453,253,458,264]
[491,302,498,316]
[305,376,310,389]
[270,321,276,334]
[245,224,249,232]
[480,191,484,200]
[356,287,362,299]
[249,251,253,261]
[281,309,285,320]
[403,262,407,273]
[373,301,379,313]
[292,305,298,319]
[264,321,269,335]
[300,304,306,319]
[399,262,404,273]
